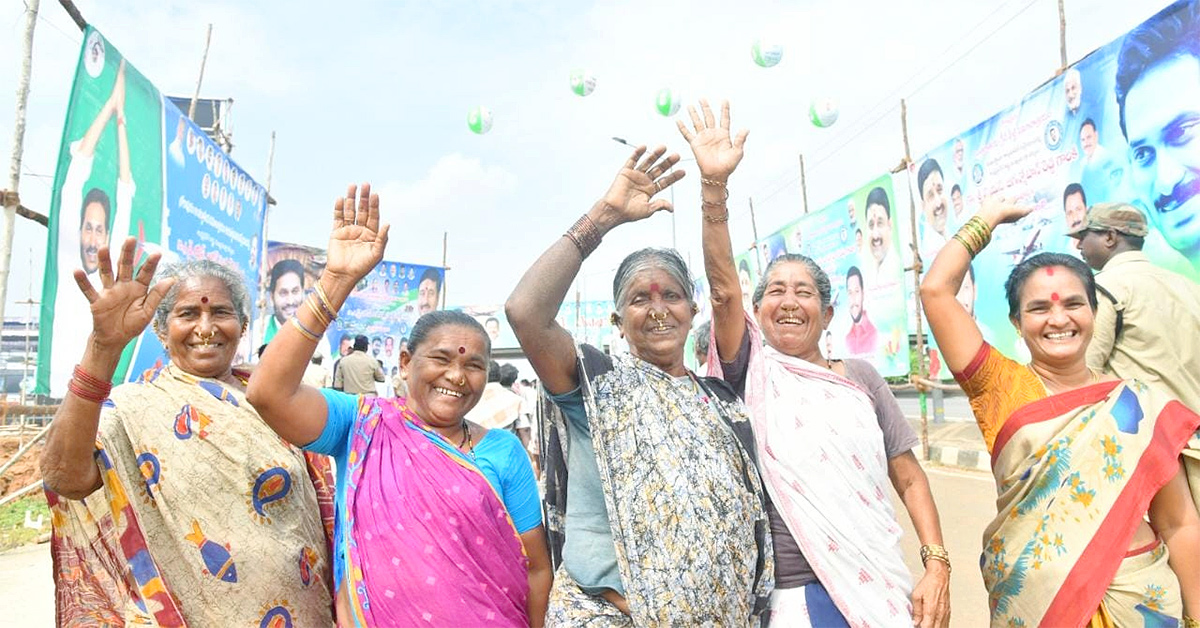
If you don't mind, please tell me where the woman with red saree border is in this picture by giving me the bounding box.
[920,197,1200,627]
[247,184,551,627]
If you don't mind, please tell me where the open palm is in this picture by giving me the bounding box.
[325,183,390,283]
[677,100,748,180]
[74,237,174,350]
[601,146,685,225]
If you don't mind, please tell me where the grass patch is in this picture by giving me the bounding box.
[0,493,49,551]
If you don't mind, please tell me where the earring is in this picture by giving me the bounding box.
[610,313,621,326]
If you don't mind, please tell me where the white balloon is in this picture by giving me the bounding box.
[810,98,840,128]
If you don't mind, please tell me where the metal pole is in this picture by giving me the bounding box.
[187,25,213,121]
[1057,0,1069,70]
[799,153,810,214]
[440,232,448,309]
[900,98,931,460]
[669,178,676,250]
[748,197,762,270]
[0,0,40,331]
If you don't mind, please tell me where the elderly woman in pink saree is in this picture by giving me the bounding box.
[248,184,551,627]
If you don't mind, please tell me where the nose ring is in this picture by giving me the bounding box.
[195,329,216,346]
[650,311,667,323]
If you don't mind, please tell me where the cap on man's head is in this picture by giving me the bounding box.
[1067,202,1149,238]
[353,335,369,352]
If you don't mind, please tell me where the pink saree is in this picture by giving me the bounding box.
[340,397,530,627]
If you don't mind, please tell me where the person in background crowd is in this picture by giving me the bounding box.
[1071,202,1200,510]
[302,353,330,388]
[693,320,711,372]
[248,184,549,626]
[42,245,335,626]
[922,196,1200,626]
[332,335,383,395]
[507,143,772,624]
[466,361,529,448]
[685,99,949,628]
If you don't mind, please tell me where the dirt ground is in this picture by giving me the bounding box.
[0,434,45,498]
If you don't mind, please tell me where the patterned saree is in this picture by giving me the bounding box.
[983,379,1200,627]
[338,397,530,627]
[47,364,336,627]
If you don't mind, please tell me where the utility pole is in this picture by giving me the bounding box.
[0,0,40,330]
[440,232,449,309]
[900,98,931,460]
[187,25,214,122]
[799,154,810,214]
[748,197,762,271]
[1057,0,1069,70]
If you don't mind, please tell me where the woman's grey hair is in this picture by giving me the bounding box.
[612,247,695,310]
[752,254,831,310]
[153,259,251,331]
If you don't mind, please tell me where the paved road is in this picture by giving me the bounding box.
[896,465,997,628]
[0,541,52,627]
[1,464,999,627]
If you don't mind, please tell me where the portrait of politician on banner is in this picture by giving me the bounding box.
[910,0,1200,373]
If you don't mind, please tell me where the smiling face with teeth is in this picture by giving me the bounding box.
[163,276,245,380]
[754,260,832,361]
[1010,266,1095,367]
[616,268,694,376]
[400,324,489,427]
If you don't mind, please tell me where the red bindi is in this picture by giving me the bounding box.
[458,346,466,354]
[1050,292,1060,301]
[649,282,661,294]
[200,296,209,304]
[1044,267,1055,276]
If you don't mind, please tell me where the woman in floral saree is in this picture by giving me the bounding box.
[921,197,1200,627]
[248,184,551,627]
[506,146,772,626]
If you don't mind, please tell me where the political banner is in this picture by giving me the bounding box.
[908,0,1200,376]
[555,299,618,350]
[262,241,445,389]
[37,28,267,394]
[756,174,911,376]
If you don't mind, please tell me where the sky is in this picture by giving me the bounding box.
[0,0,1170,320]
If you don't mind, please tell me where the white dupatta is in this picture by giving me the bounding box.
[710,316,913,628]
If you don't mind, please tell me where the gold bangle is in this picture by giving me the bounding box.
[1182,615,1199,628]
[700,177,727,188]
[313,282,338,322]
[304,297,331,328]
[290,317,321,342]
[703,211,729,224]
[919,544,951,572]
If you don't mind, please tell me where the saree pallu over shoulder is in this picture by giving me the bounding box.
[712,315,914,628]
[984,379,1200,627]
[578,347,773,626]
[47,364,335,627]
[340,397,529,628]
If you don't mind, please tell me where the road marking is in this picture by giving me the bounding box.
[923,465,993,482]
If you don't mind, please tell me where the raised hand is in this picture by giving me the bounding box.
[979,196,1033,226]
[325,183,390,285]
[599,145,685,226]
[73,237,175,351]
[676,99,749,181]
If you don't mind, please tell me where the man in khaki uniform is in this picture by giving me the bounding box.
[333,335,384,395]
[1071,202,1200,507]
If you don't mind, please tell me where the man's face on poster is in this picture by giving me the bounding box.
[384,336,394,356]
[339,338,353,356]
[953,140,965,172]
[485,319,501,341]
[1064,191,1088,232]
[847,274,864,323]
[271,271,304,324]
[921,169,948,236]
[417,277,440,315]
[1125,54,1200,256]
[866,202,892,266]
[951,187,964,217]
[80,202,109,274]
[1065,70,1082,113]
[1080,123,1098,159]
